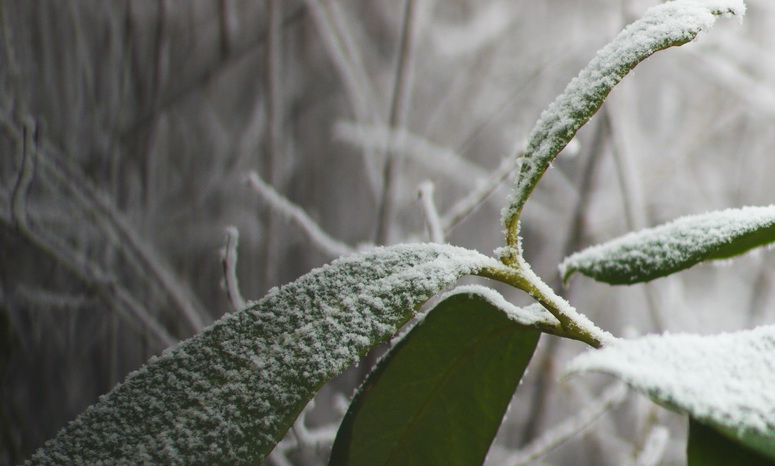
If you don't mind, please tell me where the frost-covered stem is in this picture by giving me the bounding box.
[220,226,246,311]
[304,0,381,193]
[417,181,444,243]
[480,258,613,348]
[35,145,208,331]
[501,1,746,251]
[442,155,515,232]
[260,0,282,292]
[375,0,416,245]
[607,104,665,331]
[506,383,628,465]
[247,172,355,257]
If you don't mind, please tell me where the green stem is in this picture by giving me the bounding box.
[479,259,612,349]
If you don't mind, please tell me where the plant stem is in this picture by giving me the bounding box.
[479,259,612,348]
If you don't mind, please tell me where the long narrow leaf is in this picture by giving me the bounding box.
[502,0,745,247]
[565,326,775,460]
[29,244,503,465]
[560,205,775,285]
[330,286,555,465]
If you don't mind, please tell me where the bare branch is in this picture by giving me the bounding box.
[247,172,355,258]
[220,226,246,312]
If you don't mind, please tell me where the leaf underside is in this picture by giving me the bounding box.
[560,205,775,285]
[688,419,775,466]
[566,325,775,460]
[29,244,502,465]
[330,290,541,466]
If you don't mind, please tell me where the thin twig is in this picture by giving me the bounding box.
[520,115,609,446]
[260,0,282,292]
[35,143,209,331]
[441,156,515,232]
[606,102,665,331]
[375,0,417,245]
[417,181,444,243]
[3,181,176,348]
[247,172,355,258]
[221,226,246,311]
[304,0,382,193]
[11,119,37,228]
[506,383,628,465]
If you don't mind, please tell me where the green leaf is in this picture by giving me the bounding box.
[565,325,775,461]
[688,418,775,466]
[30,244,506,465]
[560,205,775,285]
[330,286,552,465]
[502,0,745,247]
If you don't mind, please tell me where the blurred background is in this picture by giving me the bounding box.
[1,0,774,464]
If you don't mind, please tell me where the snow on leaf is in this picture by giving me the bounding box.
[502,0,746,245]
[565,326,775,460]
[28,243,502,465]
[560,205,775,285]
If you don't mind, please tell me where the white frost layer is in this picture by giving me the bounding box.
[566,325,775,436]
[29,243,500,465]
[560,205,775,284]
[440,285,561,329]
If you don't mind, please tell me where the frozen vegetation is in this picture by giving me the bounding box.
[4,0,775,464]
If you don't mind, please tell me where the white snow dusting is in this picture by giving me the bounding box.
[560,205,775,284]
[502,0,745,231]
[29,243,500,465]
[565,324,775,445]
[440,285,561,329]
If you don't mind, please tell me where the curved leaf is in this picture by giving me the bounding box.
[565,325,775,461]
[330,286,554,465]
[688,418,775,466]
[29,244,504,465]
[560,205,775,285]
[502,0,745,246]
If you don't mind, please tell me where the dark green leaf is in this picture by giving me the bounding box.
[566,325,775,461]
[330,287,549,465]
[30,244,505,465]
[688,418,775,466]
[560,205,775,285]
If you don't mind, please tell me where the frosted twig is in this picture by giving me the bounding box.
[267,399,339,465]
[375,0,418,245]
[605,103,665,331]
[684,49,775,119]
[220,226,246,311]
[417,181,444,243]
[632,425,669,466]
[507,383,628,465]
[303,0,381,193]
[11,118,36,228]
[335,121,488,187]
[247,171,355,258]
[441,155,515,232]
[0,207,177,348]
[35,142,209,332]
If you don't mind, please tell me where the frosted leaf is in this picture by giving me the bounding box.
[502,0,745,242]
[29,243,501,465]
[440,285,560,330]
[565,325,775,459]
[560,205,775,285]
